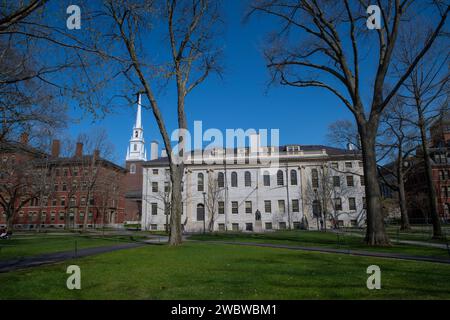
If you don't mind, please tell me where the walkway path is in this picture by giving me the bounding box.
[340,231,449,250]
[0,242,144,273]
[200,240,450,264]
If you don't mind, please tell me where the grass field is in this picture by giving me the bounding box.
[189,230,450,258]
[1,242,449,300]
[0,234,138,261]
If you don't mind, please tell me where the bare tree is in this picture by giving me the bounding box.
[0,147,42,230]
[304,164,360,230]
[205,172,224,232]
[395,27,449,238]
[327,120,361,151]
[104,0,223,245]
[378,97,419,230]
[250,1,449,245]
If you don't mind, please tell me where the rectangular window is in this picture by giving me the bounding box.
[278,200,285,214]
[232,201,239,214]
[264,200,272,213]
[151,224,158,231]
[152,182,158,193]
[218,201,225,214]
[265,222,273,230]
[292,199,299,212]
[151,203,158,215]
[263,174,270,186]
[360,175,365,186]
[232,223,239,232]
[245,223,253,231]
[345,162,353,168]
[245,201,252,214]
[279,222,287,230]
[331,162,338,169]
[346,176,354,187]
[334,198,342,211]
[218,224,225,231]
[153,169,159,175]
[333,176,340,187]
[349,198,356,211]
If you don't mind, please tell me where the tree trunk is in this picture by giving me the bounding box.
[169,164,183,245]
[359,121,390,246]
[6,210,14,231]
[418,115,443,239]
[397,165,411,230]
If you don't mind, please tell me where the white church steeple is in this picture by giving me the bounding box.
[126,94,147,162]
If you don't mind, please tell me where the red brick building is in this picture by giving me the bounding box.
[0,136,127,230]
[405,114,450,222]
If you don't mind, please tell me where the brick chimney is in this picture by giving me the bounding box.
[75,142,83,158]
[51,140,60,158]
[20,132,29,145]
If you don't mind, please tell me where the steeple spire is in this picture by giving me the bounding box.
[135,93,142,129]
[126,93,147,162]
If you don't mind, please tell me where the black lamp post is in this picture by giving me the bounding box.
[202,191,206,234]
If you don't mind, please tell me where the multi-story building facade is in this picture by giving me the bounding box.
[141,143,366,232]
[405,114,450,222]
[0,136,127,229]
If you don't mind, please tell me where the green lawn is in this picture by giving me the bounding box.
[0,234,138,261]
[189,231,450,258]
[1,243,449,299]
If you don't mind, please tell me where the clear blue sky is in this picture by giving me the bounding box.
[67,1,354,165]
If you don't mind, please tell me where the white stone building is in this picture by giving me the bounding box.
[141,142,366,232]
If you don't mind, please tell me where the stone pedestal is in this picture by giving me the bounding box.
[254,220,263,233]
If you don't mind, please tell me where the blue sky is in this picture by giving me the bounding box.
[66,1,355,165]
